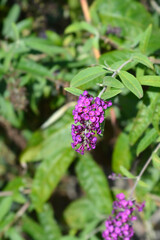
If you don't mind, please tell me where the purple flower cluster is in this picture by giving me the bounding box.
[102,193,145,240]
[71,91,112,155]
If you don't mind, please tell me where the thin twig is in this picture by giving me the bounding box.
[130,143,160,198]
[0,202,29,237]
[0,189,31,197]
[41,101,76,129]
[149,57,160,64]
[100,36,119,49]
[0,191,12,197]
[150,0,160,14]
[98,58,132,98]
[80,0,100,59]
[80,0,91,23]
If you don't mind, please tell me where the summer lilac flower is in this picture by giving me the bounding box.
[71,91,112,155]
[102,193,145,240]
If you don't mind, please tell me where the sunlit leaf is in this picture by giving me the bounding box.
[0,197,12,221]
[137,128,158,156]
[112,133,132,172]
[65,21,98,35]
[101,89,122,99]
[91,0,153,45]
[24,37,66,56]
[0,213,15,232]
[130,92,160,145]
[120,166,135,178]
[139,24,152,54]
[22,216,45,240]
[132,53,153,69]
[60,237,79,240]
[70,66,106,88]
[119,71,143,98]
[138,76,160,87]
[65,87,83,96]
[64,198,98,230]
[38,204,61,240]
[103,76,124,88]
[20,111,73,163]
[5,228,25,240]
[31,148,75,211]
[2,4,20,38]
[17,58,53,78]
[152,97,160,132]
[76,154,112,214]
[152,152,160,170]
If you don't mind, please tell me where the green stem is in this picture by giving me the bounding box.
[98,58,132,98]
[130,143,160,198]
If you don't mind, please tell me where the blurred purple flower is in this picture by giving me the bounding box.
[102,193,145,240]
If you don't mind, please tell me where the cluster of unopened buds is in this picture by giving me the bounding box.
[102,193,145,240]
[71,90,112,154]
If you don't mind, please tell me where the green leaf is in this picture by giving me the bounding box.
[132,53,153,69]
[60,237,79,240]
[112,133,132,173]
[16,18,33,33]
[152,152,160,170]
[17,58,53,78]
[136,67,145,78]
[65,21,98,35]
[0,96,21,127]
[79,220,100,238]
[0,213,15,232]
[0,197,12,221]
[11,22,19,40]
[118,71,143,98]
[76,154,112,214]
[64,198,98,230]
[65,87,83,96]
[20,144,42,164]
[38,204,61,240]
[31,148,75,211]
[21,110,73,163]
[5,177,26,204]
[99,50,133,67]
[91,0,153,45]
[120,166,135,178]
[46,30,62,45]
[147,30,160,55]
[103,76,124,88]
[5,228,25,240]
[3,47,14,72]
[139,24,152,54]
[90,237,99,240]
[101,89,122,99]
[24,38,66,56]
[136,128,158,156]
[138,76,160,87]
[70,66,106,88]
[130,92,160,145]
[152,97,160,132]
[22,216,45,240]
[2,4,20,38]
[129,104,151,145]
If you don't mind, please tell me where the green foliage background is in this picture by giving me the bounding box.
[0,0,160,239]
